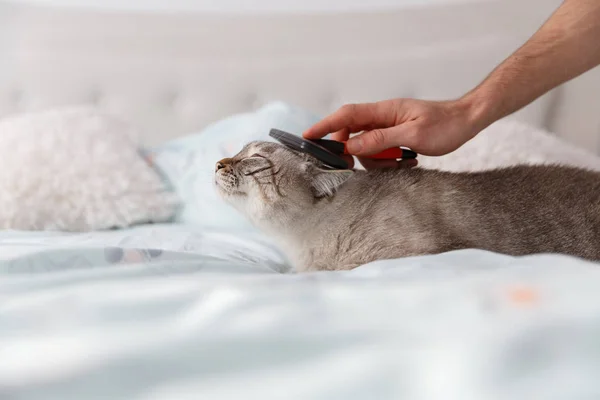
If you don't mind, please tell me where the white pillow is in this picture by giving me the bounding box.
[0,107,178,231]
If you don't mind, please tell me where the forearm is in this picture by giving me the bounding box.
[461,0,600,131]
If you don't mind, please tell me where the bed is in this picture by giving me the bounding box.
[2,1,600,399]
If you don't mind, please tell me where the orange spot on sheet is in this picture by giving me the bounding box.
[508,286,539,306]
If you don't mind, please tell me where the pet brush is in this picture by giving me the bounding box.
[269,128,416,169]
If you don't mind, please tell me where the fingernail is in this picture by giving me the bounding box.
[347,138,363,154]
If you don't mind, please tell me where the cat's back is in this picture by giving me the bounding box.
[307,163,600,270]
[377,164,599,256]
[356,163,600,201]
[458,163,600,192]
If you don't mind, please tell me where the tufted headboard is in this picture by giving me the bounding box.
[1,0,599,150]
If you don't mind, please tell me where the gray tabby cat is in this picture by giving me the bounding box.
[215,141,600,272]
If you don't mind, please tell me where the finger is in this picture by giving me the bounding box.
[303,103,381,139]
[346,125,415,156]
[331,128,350,142]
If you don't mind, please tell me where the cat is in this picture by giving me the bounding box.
[214,141,600,272]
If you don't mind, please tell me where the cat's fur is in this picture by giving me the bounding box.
[215,141,600,272]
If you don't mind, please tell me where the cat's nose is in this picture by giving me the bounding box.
[215,158,233,172]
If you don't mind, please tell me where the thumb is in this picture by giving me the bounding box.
[346,126,411,156]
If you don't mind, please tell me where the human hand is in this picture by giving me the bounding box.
[303,98,484,169]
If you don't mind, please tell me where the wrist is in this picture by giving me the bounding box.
[456,90,499,137]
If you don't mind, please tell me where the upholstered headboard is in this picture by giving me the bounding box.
[1,0,599,150]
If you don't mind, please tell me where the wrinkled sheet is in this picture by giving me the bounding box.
[1,224,600,400]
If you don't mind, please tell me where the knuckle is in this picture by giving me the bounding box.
[391,98,405,108]
[368,129,387,147]
[339,103,356,115]
[340,103,360,125]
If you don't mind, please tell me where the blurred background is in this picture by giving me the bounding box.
[1,0,598,149]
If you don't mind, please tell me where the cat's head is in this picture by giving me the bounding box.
[214,141,353,225]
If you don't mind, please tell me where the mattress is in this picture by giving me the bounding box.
[2,223,600,399]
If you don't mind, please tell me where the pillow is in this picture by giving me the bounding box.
[0,107,178,231]
[147,101,320,230]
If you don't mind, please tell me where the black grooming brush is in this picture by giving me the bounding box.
[269,128,416,170]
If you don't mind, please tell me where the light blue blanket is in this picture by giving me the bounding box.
[2,224,600,400]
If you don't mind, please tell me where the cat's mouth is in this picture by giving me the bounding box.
[215,169,244,197]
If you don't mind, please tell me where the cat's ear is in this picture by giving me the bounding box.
[311,168,353,198]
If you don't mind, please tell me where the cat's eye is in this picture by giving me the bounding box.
[249,153,264,159]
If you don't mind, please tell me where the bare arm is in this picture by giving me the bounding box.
[466,0,600,129]
[304,0,600,163]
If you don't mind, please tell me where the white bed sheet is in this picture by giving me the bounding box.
[2,223,600,399]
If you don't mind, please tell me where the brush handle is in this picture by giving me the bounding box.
[342,143,416,159]
[311,138,417,160]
